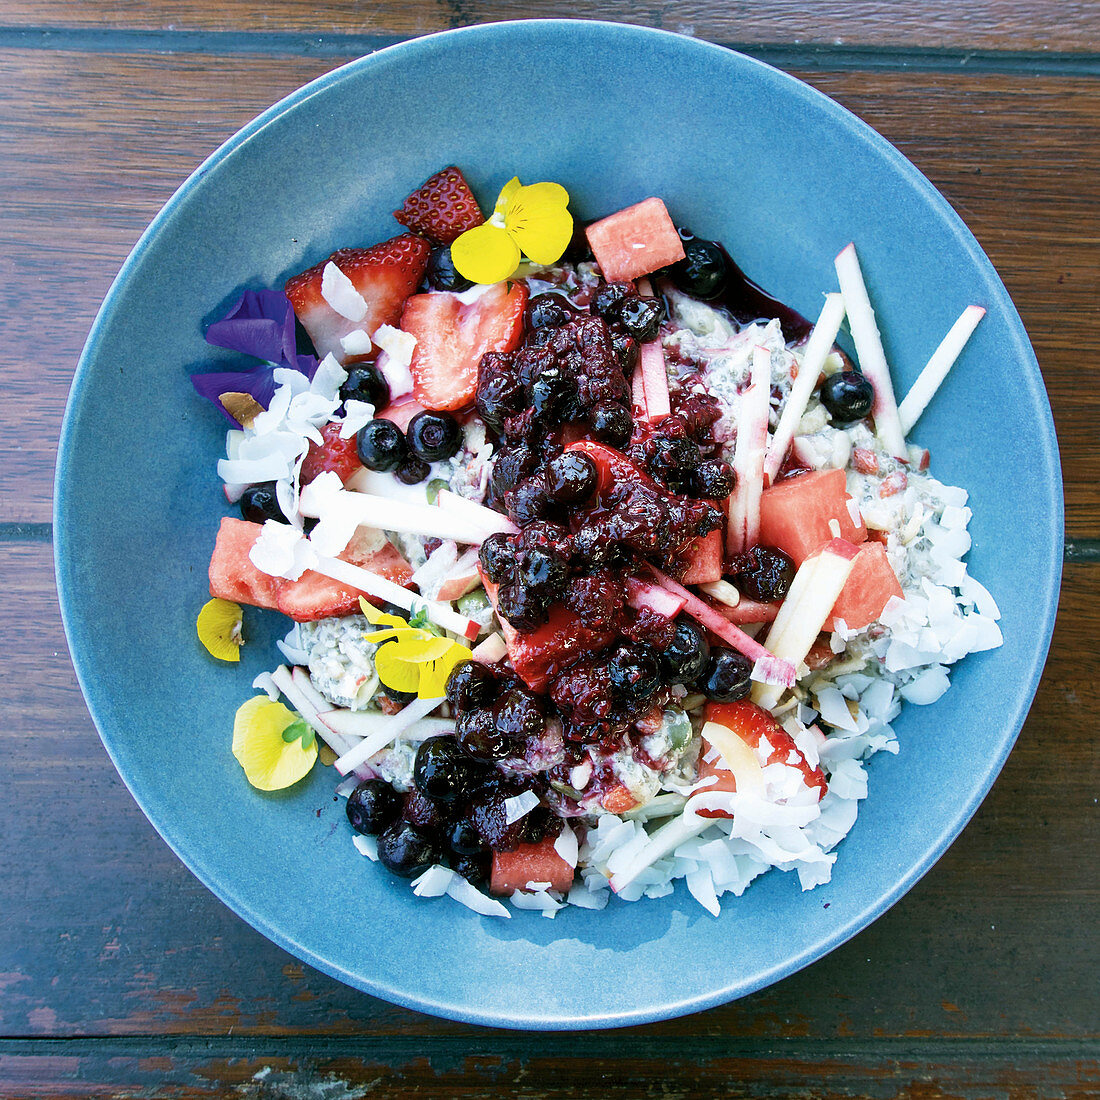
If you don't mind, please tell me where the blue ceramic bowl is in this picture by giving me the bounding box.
[55,21,1062,1028]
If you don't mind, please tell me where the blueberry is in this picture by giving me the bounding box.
[669,236,728,299]
[544,452,598,504]
[615,296,665,343]
[517,546,567,601]
[520,803,556,845]
[478,532,516,585]
[660,617,711,683]
[377,820,439,878]
[456,708,511,761]
[476,371,525,431]
[239,481,285,524]
[395,455,430,484]
[592,282,632,319]
[447,816,485,856]
[413,737,475,804]
[496,582,546,631]
[508,478,551,526]
[588,401,633,449]
[608,645,661,701]
[820,371,874,423]
[340,365,390,410]
[526,293,575,330]
[407,411,462,462]
[495,688,546,739]
[376,679,417,707]
[529,365,576,422]
[729,545,795,602]
[610,330,639,375]
[451,852,490,887]
[356,418,407,471]
[445,660,498,711]
[698,648,753,702]
[691,458,736,500]
[647,437,699,492]
[426,246,473,292]
[345,779,401,836]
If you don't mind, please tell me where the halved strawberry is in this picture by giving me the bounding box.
[299,422,362,486]
[393,166,485,245]
[401,282,528,412]
[285,234,430,363]
[695,699,827,818]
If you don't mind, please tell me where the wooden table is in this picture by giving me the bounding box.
[3,3,1097,1096]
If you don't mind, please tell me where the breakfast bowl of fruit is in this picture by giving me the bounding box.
[55,20,1061,1027]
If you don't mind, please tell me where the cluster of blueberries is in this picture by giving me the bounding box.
[345,660,559,881]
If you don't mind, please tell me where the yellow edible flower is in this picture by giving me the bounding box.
[232,696,317,790]
[358,597,472,700]
[450,177,573,285]
[197,598,243,662]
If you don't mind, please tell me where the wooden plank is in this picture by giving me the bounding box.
[3,0,1099,52]
[0,1039,1097,1098]
[1,52,1097,530]
[4,541,1097,1041]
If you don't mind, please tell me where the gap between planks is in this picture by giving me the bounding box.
[0,26,1099,76]
[0,1034,1097,1061]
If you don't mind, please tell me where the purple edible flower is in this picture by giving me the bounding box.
[191,289,319,425]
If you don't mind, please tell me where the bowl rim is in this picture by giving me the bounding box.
[54,19,1064,1029]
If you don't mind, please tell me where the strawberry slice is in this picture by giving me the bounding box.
[695,699,827,818]
[285,234,430,363]
[299,422,362,486]
[402,282,528,412]
[393,166,485,245]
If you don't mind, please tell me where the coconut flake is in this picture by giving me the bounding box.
[340,328,373,356]
[352,834,379,861]
[339,399,376,439]
[373,325,417,398]
[321,261,368,321]
[815,686,860,732]
[899,665,951,705]
[251,671,280,699]
[413,864,456,898]
[509,888,563,917]
[335,774,361,799]
[554,823,579,868]
[249,520,317,580]
[446,875,510,917]
[504,791,540,824]
[567,883,610,910]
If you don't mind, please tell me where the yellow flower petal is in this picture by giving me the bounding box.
[505,182,573,266]
[374,642,421,694]
[390,635,456,663]
[358,597,409,631]
[232,696,317,791]
[493,176,523,217]
[451,222,522,285]
[197,598,243,662]
[419,642,472,699]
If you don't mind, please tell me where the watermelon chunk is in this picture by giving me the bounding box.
[825,540,903,631]
[276,535,415,623]
[585,197,686,283]
[758,468,867,565]
[490,836,574,895]
[480,572,617,692]
[678,529,723,585]
[208,518,280,610]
